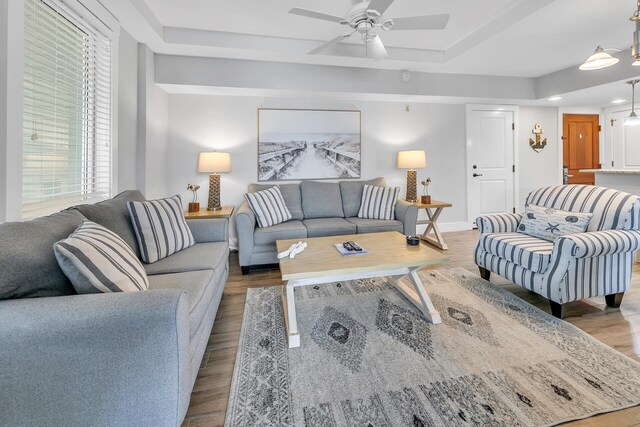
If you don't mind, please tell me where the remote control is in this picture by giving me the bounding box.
[343,242,354,251]
[347,241,362,251]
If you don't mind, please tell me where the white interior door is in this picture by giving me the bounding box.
[467,108,515,226]
[612,110,640,169]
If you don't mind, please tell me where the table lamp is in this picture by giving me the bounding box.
[397,150,426,202]
[198,152,232,210]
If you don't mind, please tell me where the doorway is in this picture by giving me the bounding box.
[562,114,600,184]
[466,106,516,226]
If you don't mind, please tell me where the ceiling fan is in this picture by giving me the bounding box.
[289,0,450,59]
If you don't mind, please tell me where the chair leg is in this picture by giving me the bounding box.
[605,292,624,308]
[241,266,250,275]
[478,267,491,281]
[549,300,565,319]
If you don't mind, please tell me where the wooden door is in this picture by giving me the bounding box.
[562,114,600,184]
[467,109,515,225]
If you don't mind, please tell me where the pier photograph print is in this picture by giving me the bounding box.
[258,109,361,181]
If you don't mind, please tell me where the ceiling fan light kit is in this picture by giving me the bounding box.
[289,0,449,60]
[580,0,640,70]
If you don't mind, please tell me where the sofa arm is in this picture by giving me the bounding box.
[236,201,256,267]
[0,289,191,427]
[553,229,640,259]
[187,218,228,243]
[476,213,523,234]
[395,199,418,236]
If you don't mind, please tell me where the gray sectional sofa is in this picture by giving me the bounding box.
[236,178,418,274]
[0,190,229,427]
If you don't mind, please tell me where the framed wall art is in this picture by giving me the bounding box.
[257,109,361,181]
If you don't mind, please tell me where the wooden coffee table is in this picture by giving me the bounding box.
[276,231,449,348]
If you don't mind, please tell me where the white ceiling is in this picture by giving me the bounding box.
[136,0,634,77]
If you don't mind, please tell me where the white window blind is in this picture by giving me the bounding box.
[22,0,113,219]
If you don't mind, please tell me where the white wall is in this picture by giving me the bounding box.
[518,106,561,208]
[163,95,469,236]
[117,28,138,192]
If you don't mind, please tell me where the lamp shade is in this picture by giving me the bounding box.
[397,150,426,169]
[579,46,619,71]
[198,152,231,173]
[625,112,640,126]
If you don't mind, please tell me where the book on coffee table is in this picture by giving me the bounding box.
[333,243,368,256]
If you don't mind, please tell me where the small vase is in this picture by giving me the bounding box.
[188,202,200,212]
[421,195,431,204]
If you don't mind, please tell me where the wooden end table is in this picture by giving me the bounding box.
[411,199,452,251]
[276,231,449,348]
[184,206,234,219]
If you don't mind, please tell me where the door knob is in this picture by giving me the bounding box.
[473,173,483,177]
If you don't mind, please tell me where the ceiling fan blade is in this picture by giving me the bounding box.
[389,14,450,31]
[367,35,388,59]
[289,8,345,23]
[367,0,394,15]
[309,34,351,55]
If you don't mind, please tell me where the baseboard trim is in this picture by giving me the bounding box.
[417,221,473,234]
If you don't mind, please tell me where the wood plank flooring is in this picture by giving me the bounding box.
[182,230,640,427]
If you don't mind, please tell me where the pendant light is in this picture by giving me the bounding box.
[579,46,620,70]
[625,79,640,126]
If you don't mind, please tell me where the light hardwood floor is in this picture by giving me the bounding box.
[182,230,640,427]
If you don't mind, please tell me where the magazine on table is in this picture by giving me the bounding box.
[333,243,368,256]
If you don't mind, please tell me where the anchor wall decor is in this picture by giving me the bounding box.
[529,123,547,153]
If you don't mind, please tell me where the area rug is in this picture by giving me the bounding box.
[225,268,640,426]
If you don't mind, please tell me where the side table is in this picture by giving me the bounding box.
[410,199,453,250]
[184,206,234,219]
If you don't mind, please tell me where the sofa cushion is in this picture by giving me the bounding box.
[244,186,292,228]
[144,242,229,276]
[303,218,357,238]
[54,220,149,294]
[340,177,386,218]
[254,220,307,246]
[301,181,344,219]
[478,232,554,274]
[248,183,303,220]
[0,209,85,299]
[73,190,146,258]
[128,195,195,263]
[358,184,400,220]
[517,204,592,242]
[346,218,403,234]
[148,269,216,340]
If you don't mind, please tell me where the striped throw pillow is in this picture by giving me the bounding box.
[127,195,195,263]
[358,184,400,220]
[245,186,292,228]
[54,220,149,294]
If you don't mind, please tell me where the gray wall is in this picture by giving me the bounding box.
[165,95,469,233]
[518,106,560,208]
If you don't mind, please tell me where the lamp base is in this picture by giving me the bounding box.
[207,173,221,210]
[405,170,417,202]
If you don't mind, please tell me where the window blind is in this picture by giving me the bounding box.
[22,0,112,219]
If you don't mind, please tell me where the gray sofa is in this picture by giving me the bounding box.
[236,178,418,274]
[0,190,229,427]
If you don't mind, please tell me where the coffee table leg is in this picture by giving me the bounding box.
[281,281,300,348]
[390,269,442,324]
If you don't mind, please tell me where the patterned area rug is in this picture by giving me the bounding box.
[225,268,640,426]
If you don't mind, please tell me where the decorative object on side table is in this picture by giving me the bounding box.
[186,183,200,212]
[397,150,426,202]
[420,177,431,204]
[406,235,420,246]
[529,123,548,152]
[257,109,361,181]
[198,152,232,210]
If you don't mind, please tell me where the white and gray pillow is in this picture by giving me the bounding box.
[54,220,149,294]
[245,186,292,228]
[358,184,400,220]
[127,195,195,263]
[517,204,593,242]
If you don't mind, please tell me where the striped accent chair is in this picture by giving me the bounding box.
[474,185,640,318]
